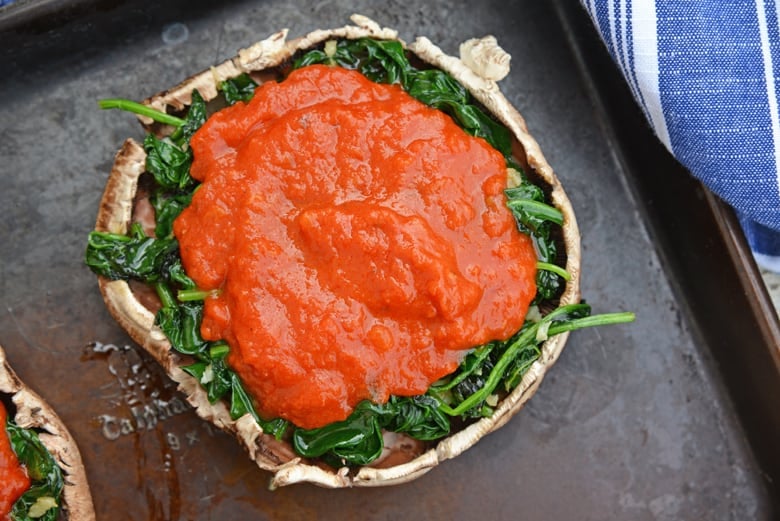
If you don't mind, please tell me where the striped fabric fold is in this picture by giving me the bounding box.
[581,0,780,271]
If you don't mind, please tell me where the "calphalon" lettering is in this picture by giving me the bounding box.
[99,396,190,440]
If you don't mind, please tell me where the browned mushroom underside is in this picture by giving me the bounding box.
[93,14,581,488]
[0,345,96,520]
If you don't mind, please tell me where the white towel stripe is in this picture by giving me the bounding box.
[757,0,780,194]
[631,0,672,149]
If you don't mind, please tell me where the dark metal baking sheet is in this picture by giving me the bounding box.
[1,0,778,518]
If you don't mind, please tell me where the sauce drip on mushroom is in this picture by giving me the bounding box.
[0,402,31,516]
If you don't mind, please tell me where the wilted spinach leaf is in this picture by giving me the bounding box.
[290,395,450,466]
[156,301,208,356]
[150,190,193,239]
[143,134,194,191]
[177,90,207,144]
[220,73,259,105]
[85,224,178,282]
[292,401,385,467]
[380,395,450,441]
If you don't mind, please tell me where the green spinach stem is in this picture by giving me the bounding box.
[99,98,186,127]
[178,288,218,301]
[506,198,564,225]
[154,281,177,309]
[546,312,636,336]
[210,343,230,359]
[536,261,571,281]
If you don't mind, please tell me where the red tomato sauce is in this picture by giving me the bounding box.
[175,65,537,429]
[0,402,30,517]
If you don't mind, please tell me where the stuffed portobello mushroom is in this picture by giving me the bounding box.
[0,345,95,520]
[86,15,633,488]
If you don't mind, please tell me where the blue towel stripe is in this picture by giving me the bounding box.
[609,2,624,79]
[594,1,614,61]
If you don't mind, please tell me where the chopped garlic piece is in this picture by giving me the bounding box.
[506,167,523,188]
[28,497,58,519]
[201,364,214,384]
[324,40,338,58]
[526,305,542,323]
[536,321,551,342]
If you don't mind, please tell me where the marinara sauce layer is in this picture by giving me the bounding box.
[0,402,30,517]
[175,64,537,429]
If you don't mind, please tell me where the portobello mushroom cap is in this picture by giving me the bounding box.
[92,14,581,488]
[0,344,96,519]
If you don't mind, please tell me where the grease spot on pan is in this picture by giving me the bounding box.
[162,22,189,45]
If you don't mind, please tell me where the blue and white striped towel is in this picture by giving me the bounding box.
[581,0,780,272]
